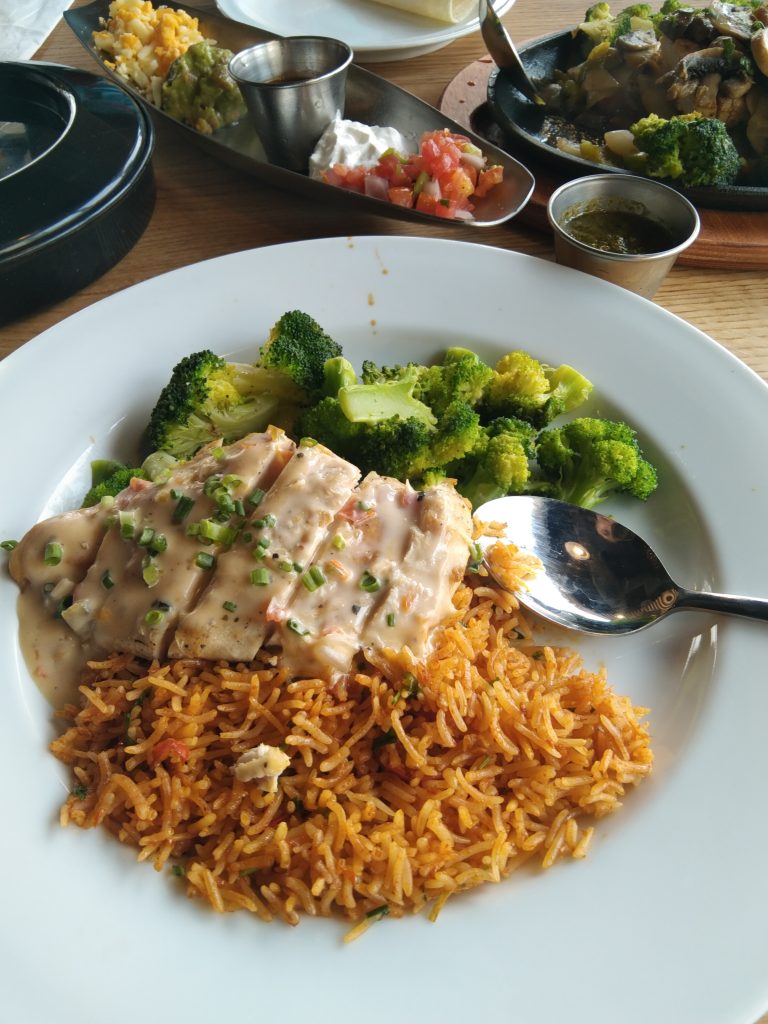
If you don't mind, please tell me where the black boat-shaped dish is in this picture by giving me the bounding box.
[486,28,768,212]
[65,0,534,227]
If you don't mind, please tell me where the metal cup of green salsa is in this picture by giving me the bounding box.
[547,174,700,299]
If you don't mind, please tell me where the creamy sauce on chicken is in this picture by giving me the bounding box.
[11,431,473,701]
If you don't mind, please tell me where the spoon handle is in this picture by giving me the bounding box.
[677,589,768,623]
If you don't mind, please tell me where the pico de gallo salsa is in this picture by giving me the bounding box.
[318,129,505,220]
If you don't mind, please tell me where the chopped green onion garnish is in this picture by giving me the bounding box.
[279,560,294,572]
[144,607,166,625]
[1,539,18,551]
[72,783,88,800]
[242,531,253,543]
[292,562,303,573]
[386,612,396,627]
[360,571,380,593]
[222,600,237,613]
[203,475,222,496]
[212,447,225,460]
[101,570,115,590]
[309,565,326,587]
[119,511,135,539]
[250,567,271,586]
[186,522,201,537]
[43,540,63,565]
[150,533,168,554]
[365,905,390,921]
[142,561,161,587]
[171,864,186,878]
[372,728,396,751]
[357,501,371,511]
[196,552,216,570]
[413,170,429,196]
[287,617,310,636]
[477,756,492,770]
[233,499,245,517]
[138,527,155,547]
[172,495,194,523]
[44,541,63,565]
[247,487,265,507]
[199,519,236,544]
[221,474,242,490]
[301,572,318,592]
[331,534,346,551]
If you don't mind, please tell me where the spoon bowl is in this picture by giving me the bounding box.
[479,0,544,105]
[475,495,768,635]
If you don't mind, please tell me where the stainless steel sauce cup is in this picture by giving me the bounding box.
[547,173,701,299]
[229,37,353,173]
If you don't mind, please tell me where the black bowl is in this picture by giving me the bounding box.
[0,61,155,324]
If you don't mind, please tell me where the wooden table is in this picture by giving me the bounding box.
[3,5,767,1019]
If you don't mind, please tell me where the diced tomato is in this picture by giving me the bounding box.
[375,153,411,186]
[148,738,190,768]
[442,167,476,205]
[432,199,458,220]
[420,130,461,179]
[414,191,438,215]
[387,186,414,207]
[319,132,504,217]
[474,164,504,198]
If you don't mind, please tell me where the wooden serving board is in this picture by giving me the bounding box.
[440,58,768,270]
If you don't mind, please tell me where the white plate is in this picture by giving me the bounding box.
[1,236,767,1024]
[215,0,515,61]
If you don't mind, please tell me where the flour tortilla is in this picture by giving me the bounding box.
[364,0,475,25]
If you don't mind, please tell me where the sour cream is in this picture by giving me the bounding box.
[309,117,416,178]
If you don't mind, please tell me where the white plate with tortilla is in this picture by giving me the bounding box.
[1,236,767,1024]
[215,0,515,61]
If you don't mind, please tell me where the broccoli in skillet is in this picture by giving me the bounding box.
[628,112,742,188]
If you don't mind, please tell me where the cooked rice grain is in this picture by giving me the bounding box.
[51,557,652,929]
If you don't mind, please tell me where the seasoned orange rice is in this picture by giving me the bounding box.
[51,544,652,933]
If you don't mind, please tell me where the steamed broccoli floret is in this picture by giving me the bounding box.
[533,417,658,509]
[297,387,480,483]
[81,462,147,507]
[259,310,342,394]
[338,378,436,427]
[629,112,741,187]
[452,416,538,509]
[322,356,357,397]
[482,351,593,427]
[413,348,494,416]
[147,350,293,459]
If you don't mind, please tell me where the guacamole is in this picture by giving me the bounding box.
[162,41,246,134]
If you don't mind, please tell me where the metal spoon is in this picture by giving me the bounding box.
[479,0,544,105]
[475,495,768,635]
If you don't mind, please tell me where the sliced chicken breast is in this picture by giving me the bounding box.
[169,444,360,662]
[360,481,473,659]
[276,473,423,678]
[63,430,294,658]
